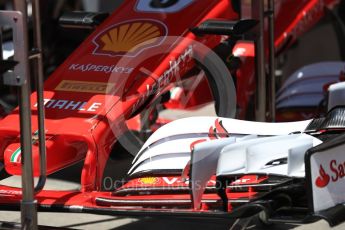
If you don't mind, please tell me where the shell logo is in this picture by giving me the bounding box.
[138,177,159,185]
[93,19,167,57]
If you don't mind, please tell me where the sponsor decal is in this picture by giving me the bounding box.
[122,176,217,189]
[190,119,230,150]
[231,175,268,185]
[93,19,167,57]
[138,177,160,185]
[0,190,21,195]
[315,164,330,188]
[310,145,345,212]
[314,160,345,188]
[10,130,39,163]
[55,80,115,94]
[155,45,193,93]
[163,177,180,185]
[131,45,193,114]
[136,0,194,13]
[34,99,102,112]
[330,159,345,183]
[68,63,133,74]
[10,147,22,163]
[162,177,217,186]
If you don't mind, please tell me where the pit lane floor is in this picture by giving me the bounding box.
[0,208,344,230]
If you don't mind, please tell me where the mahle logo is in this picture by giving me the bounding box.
[93,19,167,57]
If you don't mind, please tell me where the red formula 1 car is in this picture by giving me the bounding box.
[0,0,344,229]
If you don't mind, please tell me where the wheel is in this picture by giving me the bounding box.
[135,44,236,136]
[111,41,237,157]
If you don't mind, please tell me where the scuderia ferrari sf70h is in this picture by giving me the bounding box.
[1,0,345,229]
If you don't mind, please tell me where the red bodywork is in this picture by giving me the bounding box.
[0,0,340,217]
[1,0,237,191]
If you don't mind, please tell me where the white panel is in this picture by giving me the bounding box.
[137,117,312,161]
[217,135,290,176]
[189,138,236,209]
[310,144,345,212]
[217,134,321,177]
[245,135,309,173]
[130,154,190,176]
[288,143,313,177]
[129,135,204,174]
[328,82,345,111]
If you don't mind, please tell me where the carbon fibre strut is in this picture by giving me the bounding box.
[191,19,257,37]
[217,177,230,212]
[229,217,254,230]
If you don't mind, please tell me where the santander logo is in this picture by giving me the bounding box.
[315,160,345,188]
[315,164,330,188]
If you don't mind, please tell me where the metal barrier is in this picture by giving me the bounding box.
[0,0,47,229]
[251,0,276,122]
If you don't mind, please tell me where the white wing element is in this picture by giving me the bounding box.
[127,116,323,210]
[190,134,321,209]
[130,154,191,176]
[245,135,318,174]
[217,134,321,177]
[288,144,313,177]
[128,117,311,177]
[216,135,300,176]
[128,134,204,175]
[189,137,236,209]
[135,117,311,159]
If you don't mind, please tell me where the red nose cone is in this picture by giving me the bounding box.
[4,136,88,176]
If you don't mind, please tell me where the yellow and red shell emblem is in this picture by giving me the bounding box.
[93,19,167,57]
[138,177,160,185]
